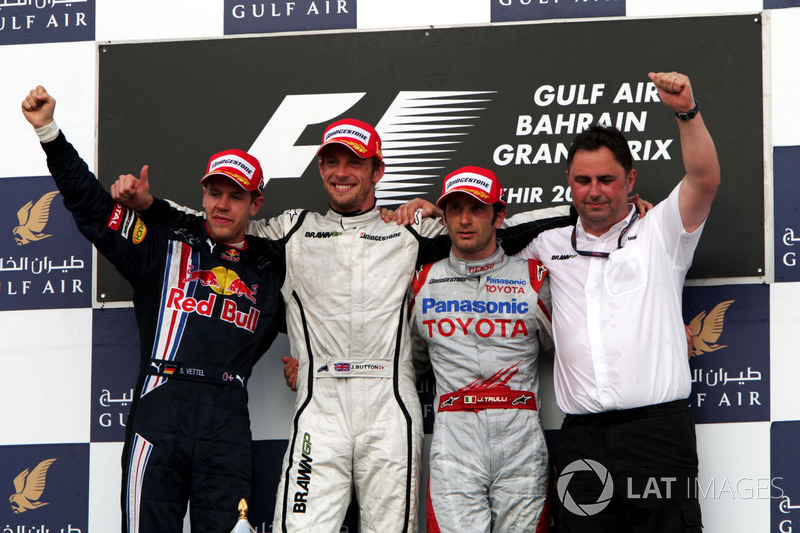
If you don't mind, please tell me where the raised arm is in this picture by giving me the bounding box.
[21,86,164,281]
[648,71,720,233]
[21,85,55,129]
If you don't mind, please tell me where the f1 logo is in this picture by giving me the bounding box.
[250,92,366,181]
[246,90,496,202]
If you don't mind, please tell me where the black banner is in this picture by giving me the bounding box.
[98,15,763,301]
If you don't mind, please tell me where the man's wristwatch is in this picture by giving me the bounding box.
[675,99,700,121]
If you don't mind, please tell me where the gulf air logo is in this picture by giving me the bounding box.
[13,191,59,246]
[9,458,56,514]
[689,300,734,358]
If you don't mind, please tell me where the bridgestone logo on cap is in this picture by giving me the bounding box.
[445,173,493,194]
[209,154,256,178]
[325,125,371,144]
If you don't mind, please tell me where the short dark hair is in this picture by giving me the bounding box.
[441,199,505,224]
[567,125,633,175]
[318,149,383,175]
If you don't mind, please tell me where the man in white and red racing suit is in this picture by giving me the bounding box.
[22,86,285,533]
[122,120,570,533]
[410,166,554,533]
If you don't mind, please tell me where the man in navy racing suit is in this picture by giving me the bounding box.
[410,166,553,532]
[22,86,285,533]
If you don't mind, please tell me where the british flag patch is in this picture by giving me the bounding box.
[334,362,351,373]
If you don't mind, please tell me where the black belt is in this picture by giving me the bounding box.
[563,399,690,426]
[147,359,247,389]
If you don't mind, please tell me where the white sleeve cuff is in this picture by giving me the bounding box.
[34,120,60,143]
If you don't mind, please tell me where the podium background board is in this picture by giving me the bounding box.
[95,15,763,301]
[1,2,799,532]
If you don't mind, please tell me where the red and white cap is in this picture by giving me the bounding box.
[200,149,265,196]
[436,166,506,209]
[316,118,383,161]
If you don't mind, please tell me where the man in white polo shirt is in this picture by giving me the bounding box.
[516,70,719,532]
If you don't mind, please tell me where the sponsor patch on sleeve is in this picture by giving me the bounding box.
[108,203,147,243]
[132,219,147,244]
[106,203,125,231]
[120,208,136,239]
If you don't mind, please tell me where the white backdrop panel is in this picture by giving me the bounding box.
[95,0,223,42]
[0,42,96,179]
[696,422,772,532]
[0,308,92,444]
[770,282,800,422]
[770,8,800,146]
[88,442,124,533]
[358,0,489,29]
[626,0,763,17]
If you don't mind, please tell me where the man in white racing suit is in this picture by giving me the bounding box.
[114,119,571,532]
[410,166,553,533]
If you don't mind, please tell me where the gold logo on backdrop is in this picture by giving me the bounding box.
[9,458,57,514]
[689,300,734,358]
[13,191,59,246]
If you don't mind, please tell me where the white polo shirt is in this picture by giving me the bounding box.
[518,182,702,415]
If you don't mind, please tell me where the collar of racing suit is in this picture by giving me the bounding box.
[446,241,509,278]
[327,201,377,218]
[324,206,380,230]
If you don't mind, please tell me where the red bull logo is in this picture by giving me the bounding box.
[221,299,260,332]
[182,265,258,304]
[183,266,220,287]
[169,264,261,333]
[167,289,216,317]
[166,288,260,333]
[221,248,240,262]
[225,277,258,304]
